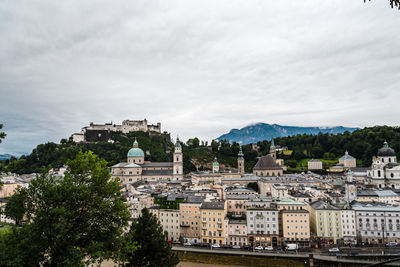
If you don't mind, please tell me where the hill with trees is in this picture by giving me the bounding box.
[1,126,400,175]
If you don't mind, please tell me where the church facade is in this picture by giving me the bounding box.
[111,138,183,184]
[367,142,400,189]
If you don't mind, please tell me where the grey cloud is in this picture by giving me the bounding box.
[0,0,399,154]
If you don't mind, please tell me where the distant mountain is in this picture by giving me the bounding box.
[0,154,14,161]
[217,123,359,144]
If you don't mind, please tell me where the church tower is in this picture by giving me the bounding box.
[238,145,245,176]
[212,157,220,173]
[345,170,357,203]
[173,137,183,181]
[269,138,276,160]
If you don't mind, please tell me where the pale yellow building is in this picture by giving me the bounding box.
[310,200,342,245]
[281,209,310,247]
[200,201,227,245]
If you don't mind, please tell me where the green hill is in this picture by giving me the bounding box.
[3,126,400,175]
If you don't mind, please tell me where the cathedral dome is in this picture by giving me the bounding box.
[377,142,396,157]
[127,139,144,157]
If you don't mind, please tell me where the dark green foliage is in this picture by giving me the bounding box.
[1,151,131,266]
[4,186,27,226]
[154,196,185,209]
[5,126,400,174]
[364,0,400,10]
[274,126,400,167]
[123,208,179,267]
[247,182,259,193]
[6,131,173,174]
[0,123,5,143]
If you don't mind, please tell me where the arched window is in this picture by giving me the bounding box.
[389,158,392,163]
[391,173,394,178]
[378,170,381,177]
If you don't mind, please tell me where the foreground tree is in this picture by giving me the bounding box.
[0,123,5,143]
[365,0,400,9]
[4,186,27,226]
[123,208,179,267]
[1,151,131,266]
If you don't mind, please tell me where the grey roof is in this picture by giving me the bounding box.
[142,162,173,168]
[184,195,205,204]
[253,155,282,170]
[141,170,172,176]
[201,201,225,210]
[226,195,250,200]
[290,192,312,198]
[357,189,378,197]
[308,159,322,162]
[228,219,246,224]
[375,190,398,197]
[226,187,255,193]
[310,200,340,210]
[340,151,355,160]
[377,142,396,157]
[351,201,400,211]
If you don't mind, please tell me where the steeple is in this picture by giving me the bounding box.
[133,137,139,148]
[238,145,244,159]
[237,145,245,176]
[271,137,275,148]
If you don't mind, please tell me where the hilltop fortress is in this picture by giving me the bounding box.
[72,119,170,143]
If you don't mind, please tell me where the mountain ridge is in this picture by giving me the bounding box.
[217,123,359,144]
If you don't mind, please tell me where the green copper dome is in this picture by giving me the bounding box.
[127,138,144,157]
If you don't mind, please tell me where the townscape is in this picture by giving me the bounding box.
[2,120,400,257]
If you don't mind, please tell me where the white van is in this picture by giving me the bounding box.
[286,244,298,250]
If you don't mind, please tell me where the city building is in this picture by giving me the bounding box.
[159,209,181,242]
[246,197,280,247]
[339,151,357,168]
[72,119,170,143]
[111,138,183,183]
[367,142,400,189]
[180,196,204,244]
[353,201,400,244]
[281,209,310,247]
[308,159,323,170]
[200,201,227,245]
[226,219,248,246]
[310,200,342,245]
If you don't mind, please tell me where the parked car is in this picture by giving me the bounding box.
[386,242,398,247]
[232,245,241,249]
[265,246,274,251]
[255,246,264,251]
[329,247,340,253]
[183,242,192,246]
[211,243,221,248]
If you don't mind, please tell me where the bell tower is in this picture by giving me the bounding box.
[345,170,357,203]
[237,145,245,176]
[173,137,183,181]
[269,138,276,160]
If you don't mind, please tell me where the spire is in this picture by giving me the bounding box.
[133,137,138,148]
[384,141,389,148]
[238,145,244,159]
[345,150,349,155]
[271,137,275,148]
[175,136,181,148]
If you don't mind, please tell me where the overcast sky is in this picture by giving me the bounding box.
[0,0,399,155]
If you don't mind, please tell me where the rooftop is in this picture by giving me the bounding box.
[201,201,225,210]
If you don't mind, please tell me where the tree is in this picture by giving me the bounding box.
[123,208,179,267]
[4,186,27,226]
[364,0,400,10]
[247,182,259,193]
[0,124,5,143]
[1,151,131,266]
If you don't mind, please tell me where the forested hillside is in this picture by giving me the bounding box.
[2,126,400,174]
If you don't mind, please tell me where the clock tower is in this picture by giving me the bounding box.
[345,170,357,203]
